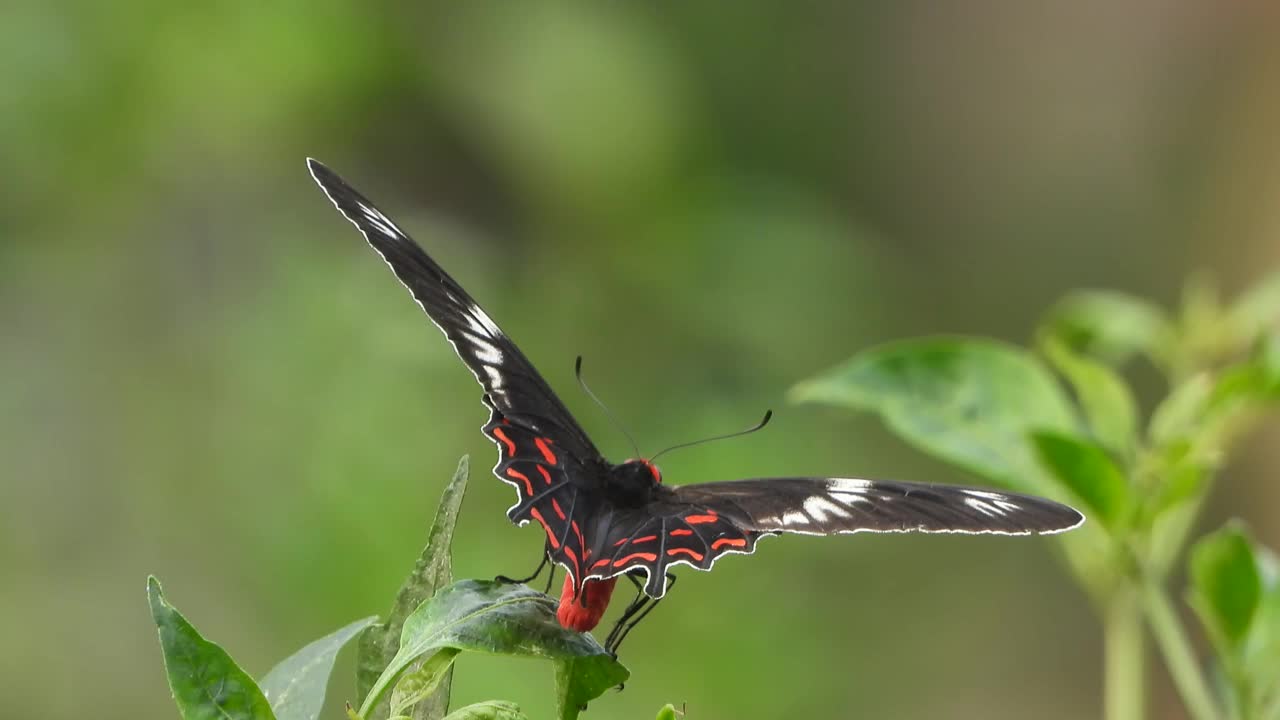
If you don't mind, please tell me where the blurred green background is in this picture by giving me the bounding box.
[4,2,1280,718]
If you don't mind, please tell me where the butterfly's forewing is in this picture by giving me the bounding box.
[595,478,1084,598]
[307,159,600,459]
[308,160,603,579]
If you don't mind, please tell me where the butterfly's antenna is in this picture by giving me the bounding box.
[649,409,773,463]
[575,356,642,458]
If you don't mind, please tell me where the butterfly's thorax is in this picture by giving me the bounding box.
[602,459,662,508]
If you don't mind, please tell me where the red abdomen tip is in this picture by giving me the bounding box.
[556,574,619,632]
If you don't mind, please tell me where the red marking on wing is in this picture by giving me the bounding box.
[615,535,658,547]
[571,520,584,548]
[613,552,658,567]
[492,427,516,455]
[551,498,566,520]
[670,529,693,537]
[591,558,610,569]
[535,465,552,485]
[529,507,560,549]
[535,438,557,465]
[712,537,748,550]
[557,575,618,632]
[685,513,719,524]
[505,468,534,495]
[667,547,704,562]
[563,546,579,566]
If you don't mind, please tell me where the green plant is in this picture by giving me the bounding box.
[148,457,637,720]
[791,272,1280,720]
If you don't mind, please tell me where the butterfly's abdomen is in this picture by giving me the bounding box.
[556,574,619,632]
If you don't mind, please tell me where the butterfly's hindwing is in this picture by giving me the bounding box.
[481,403,602,584]
[586,506,766,598]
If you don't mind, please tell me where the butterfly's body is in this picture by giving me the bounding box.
[306,159,1086,652]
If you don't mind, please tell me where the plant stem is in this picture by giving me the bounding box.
[1105,586,1147,720]
[1142,580,1220,720]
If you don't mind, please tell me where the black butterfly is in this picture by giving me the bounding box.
[307,159,1084,651]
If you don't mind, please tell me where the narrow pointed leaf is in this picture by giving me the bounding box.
[147,576,276,720]
[358,456,470,719]
[791,338,1076,496]
[1228,272,1280,342]
[1040,335,1138,457]
[1150,374,1213,445]
[441,701,528,720]
[261,616,378,720]
[360,580,627,720]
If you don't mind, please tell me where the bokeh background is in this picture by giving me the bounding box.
[5,2,1280,719]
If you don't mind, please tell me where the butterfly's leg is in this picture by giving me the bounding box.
[495,543,551,585]
[604,574,650,652]
[607,572,677,655]
[543,560,557,594]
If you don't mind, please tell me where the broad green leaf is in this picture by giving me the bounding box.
[261,616,378,720]
[1040,290,1175,368]
[1228,271,1280,342]
[440,701,528,720]
[791,338,1076,496]
[1039,335,1138,457]
[1031,431,1130,532]
[390,649,460,718]
[360,580,627,720]
[1190,522,1262,651]
[147,576,276,720]
[359,456,470,720]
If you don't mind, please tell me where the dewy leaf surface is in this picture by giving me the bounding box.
[791,338,1076,496]
[360,580,627,720]
[261,616,377,720]
[147,576,277,720]
[359,456,470,719]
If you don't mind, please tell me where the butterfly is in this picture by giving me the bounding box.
[307,159,1084,653]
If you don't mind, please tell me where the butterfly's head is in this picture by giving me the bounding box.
[605,459,663,507]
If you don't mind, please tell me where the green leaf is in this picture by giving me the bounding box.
[261,616,378,720]
[359,580,628,720]
[1039,335,1139,457]
[791,338,1076,495]
[1040,290,1175,368]
[1150,373,1213,445]
[1242,547,1280,717]
[1031,431,1130,532]
[440,701,528,720]
[654,705,680,720]
[1228,271,1280,342]
[147,576,277,720]
[359,456,470,720]
[390,649,461,718]
[1190,522,1262,651]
